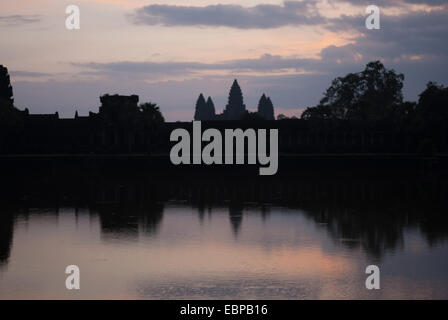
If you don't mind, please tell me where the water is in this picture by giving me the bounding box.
[1,198,448,299]
[1,170,448,299]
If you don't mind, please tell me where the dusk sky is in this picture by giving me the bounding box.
[1,0,447,121]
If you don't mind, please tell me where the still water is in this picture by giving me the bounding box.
[1,198,448,299]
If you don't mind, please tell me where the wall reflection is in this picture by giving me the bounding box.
[1,169,448,299]
[0,209,14,266]
[1,169,447,266]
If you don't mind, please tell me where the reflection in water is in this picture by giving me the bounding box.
[97,202,164,241]
[229,204,243,237]
[0,210,14,266]
[0,172,448,299]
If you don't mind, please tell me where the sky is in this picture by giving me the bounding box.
[1,0,447,121]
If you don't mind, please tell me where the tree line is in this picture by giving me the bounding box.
[300,61,448,126]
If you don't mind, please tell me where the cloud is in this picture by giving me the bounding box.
[69,3,448,120]
[327,7,448,58]
[0,15,41,26]
[73,61,207,76]
[403,0,448,5]
[10,71,50,78]
[130,1,325,29]
[73,54,326,78]
[75,5,448,91]
[11,1,448,121]
[335,0,448,7]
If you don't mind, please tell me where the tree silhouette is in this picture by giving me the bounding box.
[139,102,165,125]
[0,66,22,148]
[0,99,22,132]
[301,104,333,120]
[301,61,404,121]
[139,102,164,151]
[416,82,448,122]
[0,65,13,105]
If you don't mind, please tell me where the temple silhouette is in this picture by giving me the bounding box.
[0,62,448,158]
[194,79,275,121]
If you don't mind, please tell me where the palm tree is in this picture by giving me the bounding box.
[139,102,165,125]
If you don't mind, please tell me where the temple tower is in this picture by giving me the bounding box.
[222,79,246,120]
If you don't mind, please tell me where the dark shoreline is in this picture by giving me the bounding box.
[1,153,447,175]
[1,153,447,205]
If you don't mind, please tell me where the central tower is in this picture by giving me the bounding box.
[222,79,246,120]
